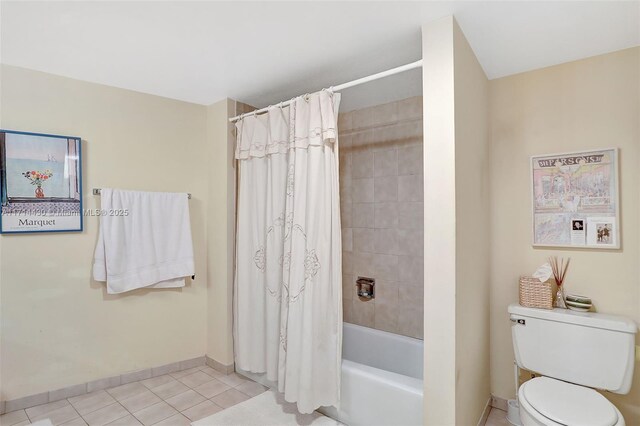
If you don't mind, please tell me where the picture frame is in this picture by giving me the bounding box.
[531,148,620,249]
[0,129,83,234]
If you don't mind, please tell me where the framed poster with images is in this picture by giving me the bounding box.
[531,148,619,249]
[1,130,83,234]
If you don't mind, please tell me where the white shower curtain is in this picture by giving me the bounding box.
[234,91,342,414]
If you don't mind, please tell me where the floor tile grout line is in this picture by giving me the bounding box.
[137,373,227,424]
[66,401,82,424]
[68,390,120,419]
[141,384,167,405]
[16,407,31,424]
[24,406,33,423]
[159,374,254,423]
[113,400,136,425]
[164,391,204,413]
[132,400,175,426]
[157,376,206,398]
[12,370,250,426]
[117,401,133,425]
[80,401,130,426]
[113,372,228,418]
[178,399,224,424]
[23,399,82,424]
[192,381,229,400]
[132,382,177,420]
[118,392,161,421]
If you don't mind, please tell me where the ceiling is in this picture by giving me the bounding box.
[1,1,638,110]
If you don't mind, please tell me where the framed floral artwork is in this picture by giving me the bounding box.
[0,129,83,234]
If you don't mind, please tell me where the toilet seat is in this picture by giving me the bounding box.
[519,377,621,426]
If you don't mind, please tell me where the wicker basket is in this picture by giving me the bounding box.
[519,276,554,310]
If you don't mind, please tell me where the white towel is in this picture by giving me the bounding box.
[93,189,195,294]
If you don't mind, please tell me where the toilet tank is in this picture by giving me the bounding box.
[509,303,637,394]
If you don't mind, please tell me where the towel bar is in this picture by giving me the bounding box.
[93,188,192,199]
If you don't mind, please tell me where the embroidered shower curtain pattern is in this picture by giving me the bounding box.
[234,91,342,414]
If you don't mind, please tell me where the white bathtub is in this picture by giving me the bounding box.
[319,323,424,426]
[237,322,424,426]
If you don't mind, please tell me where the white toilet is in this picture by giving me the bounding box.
[509,303,637,426]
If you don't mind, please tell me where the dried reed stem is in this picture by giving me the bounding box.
[549,256,571,287]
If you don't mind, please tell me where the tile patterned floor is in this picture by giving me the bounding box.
[0,367,266,426]
[484,408,510,426]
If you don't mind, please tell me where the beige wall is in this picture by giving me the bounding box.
[205,99,234,366]
[453,19,491,426]
[422,16,491,425]
[204,99,253,367]
[338,97,424,339]
[0,65,230,400]
[422,16,458,425]
[490,47,640,423]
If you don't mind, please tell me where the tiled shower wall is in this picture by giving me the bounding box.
[339,96,424,340]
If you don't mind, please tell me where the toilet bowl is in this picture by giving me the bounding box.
[518,377,624,426]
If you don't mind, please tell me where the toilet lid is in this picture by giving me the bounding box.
[523,377,618,426]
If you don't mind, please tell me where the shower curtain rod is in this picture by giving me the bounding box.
[228,59,423,123]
